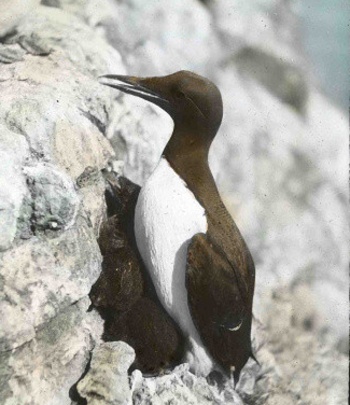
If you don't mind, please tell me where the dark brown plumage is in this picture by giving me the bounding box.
[166,136,255,383]
[99,71,256,382]
[186,233,254,383]
[90,172,185,374]
[104,297,185,375]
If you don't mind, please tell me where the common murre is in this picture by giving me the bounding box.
[99,70,256,383]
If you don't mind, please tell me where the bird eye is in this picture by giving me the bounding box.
[175,90,184,99]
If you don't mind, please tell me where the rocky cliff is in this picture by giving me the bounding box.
[0,1,348,404]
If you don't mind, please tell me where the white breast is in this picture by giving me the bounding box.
[134,158,214,375]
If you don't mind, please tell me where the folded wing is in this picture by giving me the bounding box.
[186,232,255,382]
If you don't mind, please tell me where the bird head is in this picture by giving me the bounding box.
[99,70,223,141]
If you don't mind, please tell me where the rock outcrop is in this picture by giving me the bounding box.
[77,342,135,405]
[0,4,123,404]
[0,1,347,404]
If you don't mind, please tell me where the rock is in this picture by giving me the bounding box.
[77,341,135,405]
[256,286,349,405]
[0,297,103,405]
[0,215,101,352]
[76,166,107,234]
[208,0,302,63]
[0,4,126,404]
[230,46,309,114]
[0,43,26,63]
[131,364,244,405]
[24,163,80,232]
[105,97,172,186]
[50,0,221,76]
[0,124,29,251]
[0,0,40,38]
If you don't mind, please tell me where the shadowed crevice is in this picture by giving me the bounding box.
[88,170,186,375]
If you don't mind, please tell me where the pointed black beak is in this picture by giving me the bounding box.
[99,74,172,113]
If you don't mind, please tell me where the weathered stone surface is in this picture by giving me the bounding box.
[105,98,172,186]
[255,286,349,405]
[0,0,40,38]
[0,124,29,251]
[76,166,107,234]
[231,46,309,113]
[131,364,244,405]
[0,4,125,405]
[208,0,302,63]
[77,341,135,405]
[24,163,80,232]
[0,215,101,351]
[49,0,221,76]
[0,297,103,405]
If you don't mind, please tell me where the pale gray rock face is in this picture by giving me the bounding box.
[131,364,244,405]
[105,98,172,186]
[77,342,135,405]
[0,0,40,38]
[208,0,303,64]
[0,215,100,351]
[0,4,125,405]
[0,298,102,405]
[48,0,221,76]
[101,0,220,76]
[255,287,349,405]
[24,163,80,232]
[0,125,29,251]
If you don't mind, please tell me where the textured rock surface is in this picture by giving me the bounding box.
[0,0,348,404]
[131,364,244,405]
[0,297,102,405]
[0,0,40,38]
[0,4,123,405]
[77,342,135,405]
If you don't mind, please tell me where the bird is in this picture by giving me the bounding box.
[99,70,256,383]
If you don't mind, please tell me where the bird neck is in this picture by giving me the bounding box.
[163,125,220,212]
[163,123,212,163]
